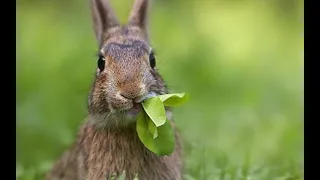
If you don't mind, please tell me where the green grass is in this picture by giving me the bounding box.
[16,0,303,179]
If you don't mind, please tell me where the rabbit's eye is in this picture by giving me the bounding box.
[149,52,156,69]
[97,56,105,72]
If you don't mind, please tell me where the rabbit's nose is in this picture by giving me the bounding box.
[120,92,136,100]
[120,88,142,101]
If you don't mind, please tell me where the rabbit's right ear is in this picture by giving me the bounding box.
[90,0,119,46]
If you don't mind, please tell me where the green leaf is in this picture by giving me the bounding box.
[118,171,126,180]
[133,173,139,180]
[142,96,166,127]
[136,112,175,156]
[109,173,117,180]
[158,93,189,107]
[148,119,158,139]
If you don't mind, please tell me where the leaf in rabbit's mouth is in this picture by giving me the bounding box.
[126,91,158,116]
[136,92,189,156]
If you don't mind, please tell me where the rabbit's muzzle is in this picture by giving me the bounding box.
[108,86,157,116]
[107,80,145,111]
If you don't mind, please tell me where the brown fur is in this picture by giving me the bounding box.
[46,0,183,179]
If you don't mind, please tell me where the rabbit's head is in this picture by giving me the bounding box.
[88,0,168,126]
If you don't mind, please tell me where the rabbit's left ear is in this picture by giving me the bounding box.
[90,0,119,47]
[128,0,150,35]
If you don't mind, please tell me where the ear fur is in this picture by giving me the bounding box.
[128,0,150,34]
[90,0,119,46]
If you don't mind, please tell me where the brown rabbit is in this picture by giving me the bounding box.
[45,0,183,180]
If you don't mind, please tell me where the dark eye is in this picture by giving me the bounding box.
[149,52,156,69]
[97,56,105,72]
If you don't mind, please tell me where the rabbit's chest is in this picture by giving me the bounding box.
[78,125,181,180]
[81,152,179,180]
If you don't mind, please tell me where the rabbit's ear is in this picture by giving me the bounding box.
[128,0,150,33]
[90,0,119,46]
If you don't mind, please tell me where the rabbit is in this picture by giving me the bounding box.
[45,0,183,180]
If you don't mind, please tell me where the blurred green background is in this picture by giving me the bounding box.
[17,0,304,179]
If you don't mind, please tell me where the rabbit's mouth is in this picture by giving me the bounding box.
[124,91,157,117]
[127,103,142,116]
[134,91,157,103]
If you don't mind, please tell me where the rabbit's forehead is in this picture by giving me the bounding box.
[102,39,151,61]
